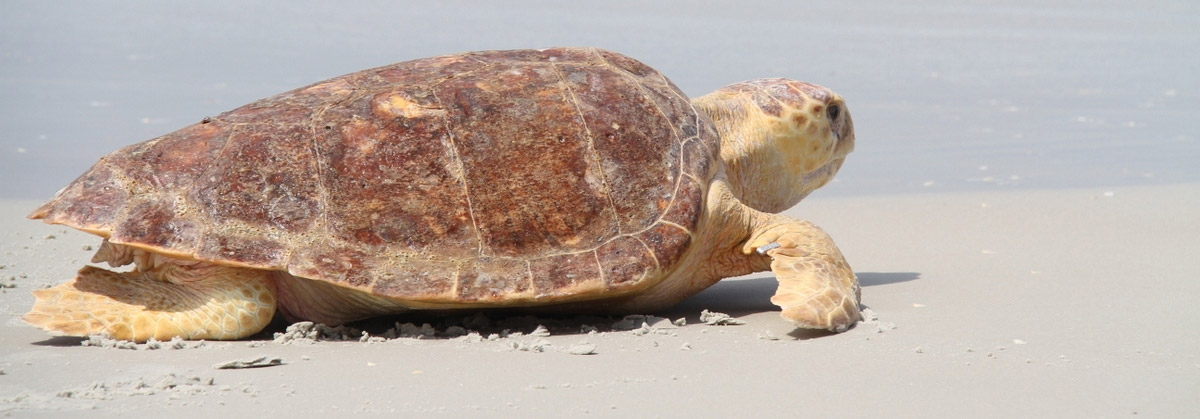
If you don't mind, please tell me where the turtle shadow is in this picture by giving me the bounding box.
[252,272,920,342]
[858,271,921,287]
[666,271,920,319]
[666,272,918,340]
[665,276,781,319]
[257,310,622,341]
[31,336,87,347]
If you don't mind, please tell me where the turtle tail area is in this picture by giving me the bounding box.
[23,264,277,342]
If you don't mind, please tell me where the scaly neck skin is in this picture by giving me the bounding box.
[693,94,799,213]
[689,175,774,281]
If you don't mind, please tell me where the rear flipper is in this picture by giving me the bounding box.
[24,264,276,342]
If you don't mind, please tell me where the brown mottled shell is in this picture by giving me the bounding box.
[30,48,719,304]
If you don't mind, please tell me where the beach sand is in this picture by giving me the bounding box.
[2,184,1197,417]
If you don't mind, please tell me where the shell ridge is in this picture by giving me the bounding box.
[592,248,606,288]
[681,80,719,179]
[656,71,716,183]
[188,123,244,203]
[679,171,705,193]
[95,158,138,240]
[179,123,246,260]
[427,87,486,256]
[590,49,619,73]
[550,62,623,235]
[524,260,536,295]
[629,235,661,273]
[136,137,176,191]
[295,92,355,269]
[282,88,364,278]
[462,53,492,66]
[427,61,494,89]
[655,220,695,240]
[607,70,692,236]
[448,262,462,300]
[313,93,354,237]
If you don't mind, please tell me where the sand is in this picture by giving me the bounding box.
[2,185,1198,417]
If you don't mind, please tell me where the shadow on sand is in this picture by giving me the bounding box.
[668,271,920,318]
[665,271,920,340]
[29,272,920,344]
[31,336,87,347]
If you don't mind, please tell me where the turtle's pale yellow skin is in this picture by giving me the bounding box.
[24,50,858,342]
[606,79,858,327]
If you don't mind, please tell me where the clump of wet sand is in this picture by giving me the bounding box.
[699,309,744,325]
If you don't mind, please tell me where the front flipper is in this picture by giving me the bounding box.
[744,220,861,332]
[24,264,276,342]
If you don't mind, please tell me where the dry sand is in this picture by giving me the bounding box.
[2,185,1197,417]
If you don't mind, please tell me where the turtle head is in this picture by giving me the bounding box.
[693,78,854,213]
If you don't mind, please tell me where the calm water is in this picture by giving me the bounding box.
[2,1,1197,199]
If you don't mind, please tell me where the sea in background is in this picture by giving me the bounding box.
[2,0,1197,200]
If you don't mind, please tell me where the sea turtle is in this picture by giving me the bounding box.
[24,47,860,342]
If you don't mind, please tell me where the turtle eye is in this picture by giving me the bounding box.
[826,104,840,122]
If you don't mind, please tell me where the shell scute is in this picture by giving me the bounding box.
[455,258,531,302]
[660,175,704,229]
[635,223,692,276]
[436,62,617,258]
[317,87,477,257]
[111,197,199,250]
[30,161,128,232]
[557,63,682,234]
[595,235,657,290]
[289,244,375,289]
[369,259,456,300]
[189,124,322,234]
[528,252,603,299]
[197,234,287,268]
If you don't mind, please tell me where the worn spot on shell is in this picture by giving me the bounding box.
[373,95,447,119]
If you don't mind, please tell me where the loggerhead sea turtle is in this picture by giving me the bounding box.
[24,48,859,342]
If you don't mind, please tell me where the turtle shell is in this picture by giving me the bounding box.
[30,47,719,304]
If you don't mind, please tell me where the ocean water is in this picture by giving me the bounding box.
[2,0,1197,199]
